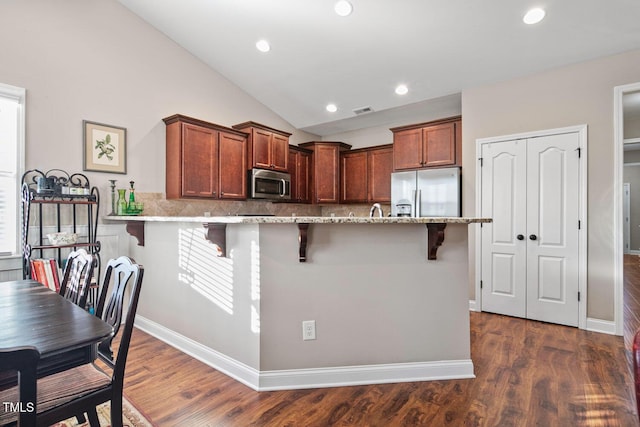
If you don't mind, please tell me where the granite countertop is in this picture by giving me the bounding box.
[104,215,491,224]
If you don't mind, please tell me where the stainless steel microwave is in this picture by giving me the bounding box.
[249,168,291,200]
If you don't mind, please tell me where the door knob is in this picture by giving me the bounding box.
[517,234,524,240]
[529,234,538,241]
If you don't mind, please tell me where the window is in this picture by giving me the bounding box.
[0,83,25,257]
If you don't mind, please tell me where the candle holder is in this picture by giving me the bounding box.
[109,179,117,215]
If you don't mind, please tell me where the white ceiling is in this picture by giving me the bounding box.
[118,0,640,136]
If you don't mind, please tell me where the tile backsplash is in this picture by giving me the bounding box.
[130,193,390,218]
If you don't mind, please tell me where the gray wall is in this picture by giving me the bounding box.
[4,0,640,326]
[461,49,640,321]
[258,223,470,369]
[0,0,318,222]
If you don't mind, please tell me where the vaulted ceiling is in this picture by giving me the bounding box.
[118,0,640,136]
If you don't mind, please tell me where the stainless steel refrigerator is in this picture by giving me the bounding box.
[391,167,461,217]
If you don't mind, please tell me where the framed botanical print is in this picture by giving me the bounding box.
[83,120,127,174]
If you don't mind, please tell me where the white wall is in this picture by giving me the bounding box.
[322,95,461,149]
[127,220,472,386]
[462,49,640,321]
[258,223,470,370]
[6,0,640,326]
[0,0,318,221]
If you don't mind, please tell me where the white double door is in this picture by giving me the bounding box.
[480,131,581,327]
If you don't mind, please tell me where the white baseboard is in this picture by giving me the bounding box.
[258,360,475,391]
[586,317,618,335]
[134,316,260,390]
[470,303,619,336]
[135,316,475,391]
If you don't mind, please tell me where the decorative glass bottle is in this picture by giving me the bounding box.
[129,180,136,204]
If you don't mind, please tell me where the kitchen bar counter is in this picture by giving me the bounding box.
[107,215,490,390]
[106,215,490,224]
[106,215,490,261]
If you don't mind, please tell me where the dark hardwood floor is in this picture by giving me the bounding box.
[121,257,640,426]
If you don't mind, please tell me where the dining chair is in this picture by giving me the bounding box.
[58,248,95,310]
[0,346,40,427]
[634,329,640,421]
[0,256,143,427]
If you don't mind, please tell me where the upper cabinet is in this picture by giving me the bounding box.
[340,145,393,203]
[233,121,292,172]
[391,117,461,171]
[288,145,312,204]
[367,145,393,202]
[164,114,248,200]
[299,141,351,204]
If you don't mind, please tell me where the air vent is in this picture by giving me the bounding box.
[353,106,374,115]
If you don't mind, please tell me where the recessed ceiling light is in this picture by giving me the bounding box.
[334,1,353,17]
[326,104,338,113]
[256,39,271,53]
[523,8,546,25]
[395,84,409,95]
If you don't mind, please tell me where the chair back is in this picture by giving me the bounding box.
[0,346,40,427]
[95,256,143,386]
[634,329,640,420]
[59,249,95,310]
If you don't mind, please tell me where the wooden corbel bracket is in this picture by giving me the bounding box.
[204,223,227,257]
[125,221,145,246]
[298,223,310,262]
[426,223,447,260]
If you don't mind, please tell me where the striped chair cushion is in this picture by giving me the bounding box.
[0,363,110,425]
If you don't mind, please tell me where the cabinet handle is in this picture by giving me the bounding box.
[529,234,537,241]
[517,234,524,240]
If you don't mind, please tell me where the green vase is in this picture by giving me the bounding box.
[117,189,127,215]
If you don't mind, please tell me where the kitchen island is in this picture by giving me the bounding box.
[106,215,489,390]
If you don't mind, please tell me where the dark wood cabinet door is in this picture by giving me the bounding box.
[218,131,247,199]
[271,133,289,172]
[165,114,250,200]
[181,123,218,198]
[393,128,422,170]
[368,146,393,202]
[391,117,461,171]
[341,151,368,203]
[252,129,272,170]
[296,150,311,203]
[289,148,310,203]
[423,122,455,167]
[314,144,341,204]
[233,122,291,171]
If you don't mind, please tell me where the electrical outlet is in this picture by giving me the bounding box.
[302,320,316,340]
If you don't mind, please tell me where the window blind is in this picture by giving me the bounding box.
[0,92,21,256]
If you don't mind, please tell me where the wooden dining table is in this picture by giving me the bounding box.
[0,279,113,384]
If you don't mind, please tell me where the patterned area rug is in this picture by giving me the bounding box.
[50,397,154,427]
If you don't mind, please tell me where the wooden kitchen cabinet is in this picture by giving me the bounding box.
[299,141,351,204]
[164,114,248,200]
[367,145,393,202]
[341,145,392,203]
[233,121,291,172]
[391,117,461,171]
[341,150,368,203]
[288,145,312,203]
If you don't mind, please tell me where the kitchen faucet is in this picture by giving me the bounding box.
[369,203,383,218]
